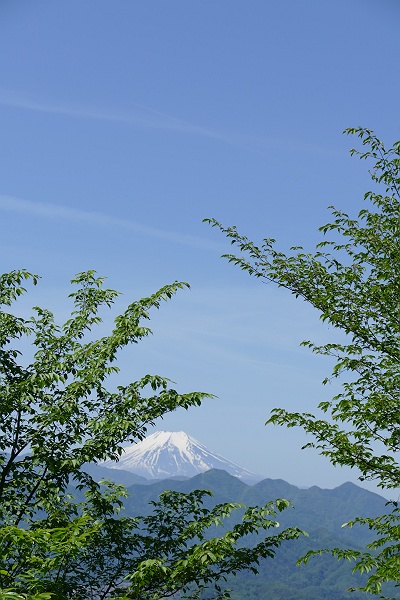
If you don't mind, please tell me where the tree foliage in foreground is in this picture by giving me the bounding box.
[0,271,303,599]
[207,128,400,598]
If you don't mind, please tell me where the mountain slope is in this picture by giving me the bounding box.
[102,431,262,483]
[82,462,148,486]
[123,470,388,543]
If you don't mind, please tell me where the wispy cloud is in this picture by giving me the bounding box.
[0,195,223,251]
[0,90,339,157]
[0,89,227,141]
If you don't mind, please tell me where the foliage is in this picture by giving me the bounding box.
[0,270,303,599]
[206,128,400,597]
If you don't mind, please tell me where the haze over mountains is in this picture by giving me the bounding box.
[101,430,262,484]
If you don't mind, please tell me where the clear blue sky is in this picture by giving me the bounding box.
[1,0,399,495]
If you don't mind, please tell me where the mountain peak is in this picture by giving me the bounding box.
[102,430,262,484]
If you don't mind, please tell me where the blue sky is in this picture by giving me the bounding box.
[1,0,399,496]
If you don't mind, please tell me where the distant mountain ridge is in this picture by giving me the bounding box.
[122,469,388,544]
[101,430,262,484]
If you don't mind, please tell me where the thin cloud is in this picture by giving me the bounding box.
[0,90,338,157]
[0,90,225,140]
[0,195,223,251]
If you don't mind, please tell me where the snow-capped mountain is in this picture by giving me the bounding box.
[102,431,262,484]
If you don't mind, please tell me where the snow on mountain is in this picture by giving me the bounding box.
[102,431,262,484]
